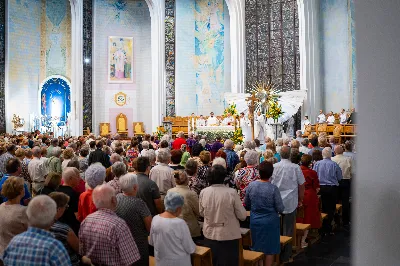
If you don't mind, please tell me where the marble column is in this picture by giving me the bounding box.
[82,0,93,132]
[297,0,322,123]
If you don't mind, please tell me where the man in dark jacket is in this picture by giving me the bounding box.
[88,141,111,168]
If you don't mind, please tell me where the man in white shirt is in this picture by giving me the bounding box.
[317,110,326,123]
[196,115,206,127]
[206,112,219,126]
[332,145,352,226]
[326,111,335,124]
[239,112,251,141]
[301,115,311,133]
[28,146,49,194]
[271,146,305,262]
[339,109,348,124]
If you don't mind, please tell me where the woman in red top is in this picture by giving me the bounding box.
[297,154,321,247]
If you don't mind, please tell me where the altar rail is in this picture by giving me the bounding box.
[304,124,357,143]
[163,116,226,136]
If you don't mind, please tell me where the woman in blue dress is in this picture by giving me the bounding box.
[245,161,284,266]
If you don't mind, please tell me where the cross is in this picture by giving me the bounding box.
[246,93,259,140]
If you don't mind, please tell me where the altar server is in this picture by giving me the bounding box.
[207,112,219,126]
[196,115,206,127]
[302,116,311,133]
[254,111,266,144]
[317,110,326,123]
[326,112,335,124]
[222,113,234,126]
[340,109,347,124]
[240,112,251,141]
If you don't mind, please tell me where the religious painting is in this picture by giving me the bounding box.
[108,36,133,83]
[40,75,71,125]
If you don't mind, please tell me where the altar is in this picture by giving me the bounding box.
[195,126,235,140]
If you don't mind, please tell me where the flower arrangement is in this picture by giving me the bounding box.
[266,100,284,122]
[154,127,165,139]
[223,103,239,117]
[196,130,235,141]
[232,128,244,145]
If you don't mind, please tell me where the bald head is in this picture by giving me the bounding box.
[334,145,344,155]
[92,184,116,210]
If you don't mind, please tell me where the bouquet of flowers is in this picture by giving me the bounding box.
[223,103,239,117]
[154,127,165,139]
[232,128,244,145]
[266,100,284,122]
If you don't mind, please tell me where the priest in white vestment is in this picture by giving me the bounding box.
[221,113,234,126]
[188,113,196,133]
[302,115,311,133]
[196,115,206,127]
[207,112,219,126]
[340,109,348,124]
[317,110,326,123]
[254,111,266,144]
[239,112,251,141]
[326,112,335,124]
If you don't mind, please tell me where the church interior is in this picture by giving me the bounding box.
[0,0,397,265]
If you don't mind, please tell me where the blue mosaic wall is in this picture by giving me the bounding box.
[0,0,5,132]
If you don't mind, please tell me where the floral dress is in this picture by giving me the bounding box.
[126,148,140,165]
[235,166,260,204]
[189,165,209,195]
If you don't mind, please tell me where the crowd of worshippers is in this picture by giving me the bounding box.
[0,130,355,266]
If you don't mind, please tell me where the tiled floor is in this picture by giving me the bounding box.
[287,227,351,266]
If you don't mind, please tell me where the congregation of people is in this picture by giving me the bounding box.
[0,130,355,266]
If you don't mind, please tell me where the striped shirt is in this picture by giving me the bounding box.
[2,227,71,266]
[50,221,80,266]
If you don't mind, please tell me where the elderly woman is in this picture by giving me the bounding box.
[185,159,198,184]
[77,164,106,222]
[141,149,157,169]
[245,161,284,266]
[39,172,62,195]
[116,174,153,266]
[224,139,240,173]
[107,161,127,194]
[235,150,261,203]
[213,157,235,188]
[48,147,62,174]
[296,155,321,247]
[179,144,191,167]
[15,148,30,183]
[62,148,75,171]
[200,165,246,266]
[150,191,196,266]
[275,138,283,153]
[0,177,28,254]
[140,141,150,157]
[49,192,80,266]
[189,151,211,195]
[169,171,201,239]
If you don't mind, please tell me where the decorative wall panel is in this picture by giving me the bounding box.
[165,0,175,117]
[245,0,301,131]
[0,0,5,133]
[83,0,93,131]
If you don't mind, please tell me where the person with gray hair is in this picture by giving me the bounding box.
[79,184,140,266]
[223,139,240,172]
[332,145,352,226]
[234,150,261,203]
[150,150,175,198]
[150,191,196,266]
[314,147,343,235]
[28,146,49,194]
[116,173,153,266]
[2,195,72,266]
[141,149,156,167]
[140,141,150,157]
[47,146,62,174]
[270,146,305,262]
[107,161,127,193]
[295,130,304,143]
[77,164,106,222]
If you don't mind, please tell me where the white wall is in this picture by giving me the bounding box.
[93,0,152,136]
[354,0,400,265]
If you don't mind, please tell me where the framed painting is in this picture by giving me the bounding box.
[108,36,133,83]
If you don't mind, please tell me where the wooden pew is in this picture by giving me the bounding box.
[295,223,311,250]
